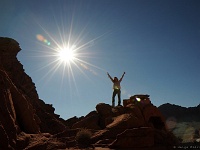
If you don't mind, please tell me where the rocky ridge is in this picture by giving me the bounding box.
[0,37,178,150]
[158,103,200,122]
[0,37,67,149]
[158,103,200,143]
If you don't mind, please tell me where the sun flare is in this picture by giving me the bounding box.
[57,45,76,63]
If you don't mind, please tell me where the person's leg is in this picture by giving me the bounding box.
[112,90,117,107]
[117,90,121,106]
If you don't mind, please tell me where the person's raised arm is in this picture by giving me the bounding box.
[107,72,114,82]
[119,72,125,82]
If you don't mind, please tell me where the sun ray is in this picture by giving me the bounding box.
[38,59,63,81]
[71,59,93,81]
[33,11,113,102]
[76,57,106,72]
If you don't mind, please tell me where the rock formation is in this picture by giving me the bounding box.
[0,37,179,149]
[0,37,67,149]
[74,101,177,149]
[62,95,178,149]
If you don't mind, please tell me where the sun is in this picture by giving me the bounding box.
[57,45,76,63]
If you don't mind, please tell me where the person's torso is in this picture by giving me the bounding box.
[113,81,121,90]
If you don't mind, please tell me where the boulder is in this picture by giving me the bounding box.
[111,105,125,117]
[96,103,113,128]
[123,94,150,107]
[124,104,145,120]
[16,133,66,150]
[96,103,112,117]
[72,111,101,130]
[106,113,144,129]
[65,116,82,128]
[143,104,166,129]
[154,129,178,146]
[91,113,147,145]
[109,127,154,148]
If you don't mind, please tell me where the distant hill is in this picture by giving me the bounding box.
[158,103,200,122]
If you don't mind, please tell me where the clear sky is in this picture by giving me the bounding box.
[1,0,200,119]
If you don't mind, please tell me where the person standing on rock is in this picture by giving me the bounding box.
[107,72,125,107]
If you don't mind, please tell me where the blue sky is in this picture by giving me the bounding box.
[1,0,200,119]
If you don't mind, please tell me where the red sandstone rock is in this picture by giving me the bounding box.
[72,111,101,130]
[96,103,113,128]
[109,127,154,148]
[124,104,145,120]
[0,124,11,150]
[0,37,67,149]
[96,103,113,117]
[0,69,40,149]
[106,113,144,129]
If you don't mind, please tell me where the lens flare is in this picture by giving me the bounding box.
[80,63,97,75]
[36,34,51,46]
[136,97,141,102]
[183,127,195,143]
[166,117,177,130]
[36,34,44,41]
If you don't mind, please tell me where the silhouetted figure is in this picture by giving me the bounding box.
[107,72,125,107]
